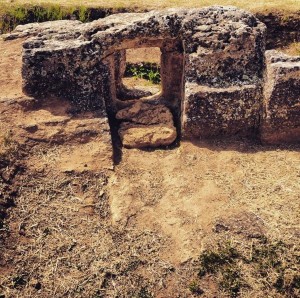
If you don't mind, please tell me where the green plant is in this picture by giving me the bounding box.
[137,286,153,298]
[78,6,90,22]
[197,242,242,297]
[147,68,160,84]
[188,280,204,295]
[219,267,243,297]
[130,65,147,80]
[0,4,95,34]
[125,62,161,84]
[11,7,28,23]
[251,240,286,275]
[196,238,300,297]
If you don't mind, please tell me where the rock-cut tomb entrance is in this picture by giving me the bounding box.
[5,6,299,150]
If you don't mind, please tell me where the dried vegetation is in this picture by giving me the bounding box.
[0,20,300,298]
[0,160,173,297]
[0,0,299,34]
[281,42,300,56]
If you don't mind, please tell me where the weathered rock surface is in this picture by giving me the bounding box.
[4,6,267,141]
[4,7,299,145]
[119,123,177,148]
[261,50,300,144]
[116,102,174,125]
[3,20,82,41]
[117,102,177,148]
[183,84,262,138]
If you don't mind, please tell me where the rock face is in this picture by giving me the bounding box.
[4,7,299,146]
[116,102,177,148]
[119,124,177,148]
[261,51,300,144]
[183,84,262,138]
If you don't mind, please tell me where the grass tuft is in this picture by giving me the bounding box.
[198,242,239,276]
[188,280,204,295]
[0,5,96,33]
[196,238,300,297]
[0,130,19,162]
[125,62,161,84]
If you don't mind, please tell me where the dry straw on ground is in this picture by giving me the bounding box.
[0,18,300,298]
[0,0,299,13]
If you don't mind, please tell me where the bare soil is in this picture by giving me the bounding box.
[0,38,299,298]
[0,38,23,99]
[123,47,161,95]
[126,48,161,64]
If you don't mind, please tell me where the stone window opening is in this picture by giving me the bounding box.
[118,47,162,102]
[108,40,185,148]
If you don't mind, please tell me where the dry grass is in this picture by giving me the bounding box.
[195,231,300,297]
[0,0,299,14]
[108,139,300,296]
[0,131,9,157]
[280,42,300,56]
[0,16,299,298]
[0,130,19,162]
[2,139,299,297]
[0,165,174,298]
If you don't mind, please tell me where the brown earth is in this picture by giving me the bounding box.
[126,47,161,64]
[117,102,177,148]
[123,47,161,95]
[0,37,300,297]
[0,38,24,99]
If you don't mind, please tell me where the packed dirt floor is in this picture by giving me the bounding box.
[0,38,300,298]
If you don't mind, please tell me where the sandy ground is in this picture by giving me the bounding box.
[0,37,300,298]
[126,48,161,64]
[110,141,300,263]
[0,38,24,99]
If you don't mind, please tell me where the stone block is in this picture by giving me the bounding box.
[261,51,300,144]
[182,83,262,138]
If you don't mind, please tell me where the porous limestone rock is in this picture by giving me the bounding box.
[116,102,174,125]
[183,84,262,138]
[261,50,300,144]
[117,102,177,148]
[119,123,177,148]
[4,7,300,149]
[4,6,267,142]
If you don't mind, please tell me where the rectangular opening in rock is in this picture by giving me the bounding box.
[103,39,185,149]
[118,47,162,101]
[112,41,184,149]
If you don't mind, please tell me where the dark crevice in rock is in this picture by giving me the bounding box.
[106,111,123,165]
[116,102,177,149]
[256,12,300,49]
